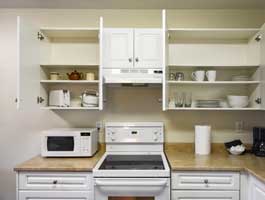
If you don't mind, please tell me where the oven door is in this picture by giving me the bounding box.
[94,178,170,200]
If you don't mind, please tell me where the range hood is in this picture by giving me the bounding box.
[103,69,163,84]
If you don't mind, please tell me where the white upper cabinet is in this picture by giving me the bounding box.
[16,16,40,110]
[17,16,104,110]
[103,28,162,69]
[103,28,134,69]
[134,29,162,68]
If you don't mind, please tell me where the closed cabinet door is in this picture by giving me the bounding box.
[134,29,162,69]
[103,28,134,69]
[19,191,92,200]
[249,176,265,200]
[260,23,265,110]
[172,191,239,200]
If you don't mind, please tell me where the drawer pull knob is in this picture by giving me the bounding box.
[53,180,58,184]
[204,179,209,184]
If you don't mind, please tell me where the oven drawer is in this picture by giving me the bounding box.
[172,190,239,200]
[172,171,240,190]
[18,172,92,190]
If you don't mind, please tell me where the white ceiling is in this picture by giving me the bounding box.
[1,0,265,9]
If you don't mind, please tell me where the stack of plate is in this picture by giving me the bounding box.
[232,75,250,81]
[195,99,221,108]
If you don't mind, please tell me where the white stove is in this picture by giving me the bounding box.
[93,122,170,200]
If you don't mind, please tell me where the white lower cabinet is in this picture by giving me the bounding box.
[248,175,265,200]
[172,190,239,200]
[19,191,92,200]
[17,172,93,200]
[172,171,240,200]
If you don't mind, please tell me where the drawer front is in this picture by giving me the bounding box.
[172,171,240,190]
[172,190,239,200]
[19,191,92,200]
[19,172,92,190]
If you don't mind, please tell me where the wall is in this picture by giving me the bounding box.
[0,9,265,200]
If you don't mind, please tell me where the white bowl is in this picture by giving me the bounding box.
[227,95,249,108]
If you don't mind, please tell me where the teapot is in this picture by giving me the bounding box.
[67,70,83,80]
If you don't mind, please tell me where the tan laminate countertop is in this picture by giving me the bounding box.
[14,144,265,183]
[165,144,265,182]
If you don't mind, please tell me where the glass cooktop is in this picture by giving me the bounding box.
[99,155,165,170]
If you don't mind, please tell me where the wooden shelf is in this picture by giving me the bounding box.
[168,28,260,43]
[167,81,260,85]
[167,107,262,111]
[41,106,100,110]
[40,80,99,84]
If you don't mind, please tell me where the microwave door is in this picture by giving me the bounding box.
[46,136,76,156]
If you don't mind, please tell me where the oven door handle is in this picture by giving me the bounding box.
[95,180,168,187]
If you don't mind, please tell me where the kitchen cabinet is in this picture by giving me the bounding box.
[16,16,104,110]
[16,172,93,200]
[103,28,162,69]
[248,175,265,200]
[162,10,265,111]
[171,171,240,200]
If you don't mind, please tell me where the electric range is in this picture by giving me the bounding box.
[93,122,170,200]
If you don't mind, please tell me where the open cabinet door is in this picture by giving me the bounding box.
[261,23,265,110]
[162,10,169,111]
[16,16,40,110]
[99,16,104,110]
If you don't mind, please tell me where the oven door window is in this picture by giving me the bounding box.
[47,136,74,151]
[109,198,154,200]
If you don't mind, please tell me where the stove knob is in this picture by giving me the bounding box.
[111,136,116,141]
[153,135,159,142]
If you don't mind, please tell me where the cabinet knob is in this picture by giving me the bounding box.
[135,57,139,62]
[53,180,58,184]
[204,179,209,184]
[128,58,132,62]
[255,98,261,104]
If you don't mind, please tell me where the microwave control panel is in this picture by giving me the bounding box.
[80,132,91,153]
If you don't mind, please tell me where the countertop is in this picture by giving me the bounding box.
[14,143,265,182]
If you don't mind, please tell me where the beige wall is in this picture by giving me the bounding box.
[0,9,265,200]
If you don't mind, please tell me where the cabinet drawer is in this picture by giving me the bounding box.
[18,172,92,190]
[172,171,240,190]
[172,190,239,200]
[19,191,92,200]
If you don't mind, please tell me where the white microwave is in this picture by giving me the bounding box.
[41,128,98,157]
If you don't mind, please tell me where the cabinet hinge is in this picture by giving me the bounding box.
[37,96,45,104]
[37,32,44,41]
[255,34,262,42]
[255,98,262,104]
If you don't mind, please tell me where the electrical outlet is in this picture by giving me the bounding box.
[96,121,103,130]
[235,121,244,133]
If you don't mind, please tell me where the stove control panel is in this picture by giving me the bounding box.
[105,126,164,143]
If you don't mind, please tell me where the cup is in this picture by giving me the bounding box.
[174,92,185,107]
[184,92,192,107]
[86,72,95,81]
[50,72,59,80]
[206,70,216,82]
[191,71,205,81]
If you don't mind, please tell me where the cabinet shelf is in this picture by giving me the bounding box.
[167,107,262,111]
[41,106,100,110]
[168,64,259,69]
[40,64,99,68]
[167,81,260,85]
[168,28,260,43]
[40,80,99,84]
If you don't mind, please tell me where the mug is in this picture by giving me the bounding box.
[206,70,216,82]
[86,72,95,81]
[191,71,205,81]
[50,72,60,80]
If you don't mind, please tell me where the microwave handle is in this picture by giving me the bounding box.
[95,179,168,187]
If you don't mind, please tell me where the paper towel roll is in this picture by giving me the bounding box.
[195,125,211,155]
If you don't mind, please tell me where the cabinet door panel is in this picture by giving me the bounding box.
[19,191,92,200]
[17,16,40,109]
[134,29,162,69]
[172,190,239,200]
[260,23,265,110]
[249,175,265,200]
[103,28,133,69]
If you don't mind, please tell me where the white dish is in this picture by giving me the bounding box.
[227,95,249,108]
